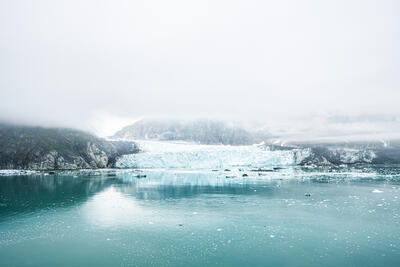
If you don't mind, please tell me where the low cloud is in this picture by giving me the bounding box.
[1,0,399,139]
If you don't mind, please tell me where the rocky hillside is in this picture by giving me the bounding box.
[112,119,268,145]
[0,124,139,170]
[297,141,400,166]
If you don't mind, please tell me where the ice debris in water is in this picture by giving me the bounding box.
[372,189,383,193]
[0,169,147,177]
[116,140,310,169]
[0,170,38,176]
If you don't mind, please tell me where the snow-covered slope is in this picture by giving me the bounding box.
[116,141,310,169]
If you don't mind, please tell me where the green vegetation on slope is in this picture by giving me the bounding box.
[0,124,138,170]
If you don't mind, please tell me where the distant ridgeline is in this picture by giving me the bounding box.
[112,119,269,145]
[0,124,138,170]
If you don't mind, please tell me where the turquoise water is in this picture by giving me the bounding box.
[1,167,400,266]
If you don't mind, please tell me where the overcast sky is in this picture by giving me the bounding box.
[0,0,399,136]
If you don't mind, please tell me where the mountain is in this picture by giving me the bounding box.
[0,124,139,170]
[295,140,400,166]
[111,119,400,167]
[112,119,268,145]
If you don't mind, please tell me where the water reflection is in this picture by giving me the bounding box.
[0,175,116,220]
[117,170,280,200]
[0,171,284,220]
[1,167,399,221]
[1,168,400,267]
[82,187,144,227]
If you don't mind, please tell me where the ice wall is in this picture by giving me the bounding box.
[116,141,310,169]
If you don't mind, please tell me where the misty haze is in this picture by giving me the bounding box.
[1,1,400,267]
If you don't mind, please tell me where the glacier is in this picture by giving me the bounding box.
[116,140,311,169]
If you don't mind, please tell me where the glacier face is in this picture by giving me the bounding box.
[116,141,311,169]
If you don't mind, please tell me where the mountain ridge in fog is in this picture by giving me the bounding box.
[112,119,270,145]
[110,115,400,146]
[2,121,400,170]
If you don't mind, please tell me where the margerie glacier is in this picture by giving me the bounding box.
[115,140,311,169]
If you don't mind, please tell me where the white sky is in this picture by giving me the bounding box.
[0,0,399,136]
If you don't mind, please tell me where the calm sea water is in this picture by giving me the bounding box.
[0,167,399,266]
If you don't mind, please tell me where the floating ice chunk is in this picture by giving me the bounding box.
[372,189,383,193]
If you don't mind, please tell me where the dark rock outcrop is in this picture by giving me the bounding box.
[0,124,139,170]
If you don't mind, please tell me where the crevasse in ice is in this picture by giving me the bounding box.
[116,140,311,169]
